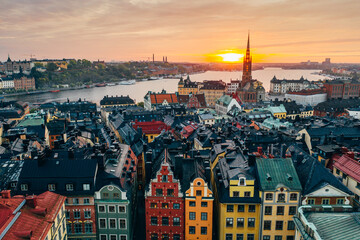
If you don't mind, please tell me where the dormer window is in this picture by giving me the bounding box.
[48,184,56,191]
[162,175,168,182]
[66,184,74,191]
[21,184,28,191]
[238,177,246,186]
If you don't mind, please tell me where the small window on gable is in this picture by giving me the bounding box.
[239,177,246,186]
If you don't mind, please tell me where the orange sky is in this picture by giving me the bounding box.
[1,0,360,63]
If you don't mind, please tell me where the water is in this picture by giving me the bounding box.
[5,68,327,104]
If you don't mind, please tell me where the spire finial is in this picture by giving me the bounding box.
[247,30,250,50]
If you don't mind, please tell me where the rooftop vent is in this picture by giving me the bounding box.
[286,173,293,181]
[266,173,272,181]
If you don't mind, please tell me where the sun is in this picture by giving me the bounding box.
[218,53,244,62]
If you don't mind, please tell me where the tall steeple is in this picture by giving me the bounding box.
[241,32,252,87]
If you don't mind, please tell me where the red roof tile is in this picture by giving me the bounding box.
[150,93,178,105]
[334,155,360,182]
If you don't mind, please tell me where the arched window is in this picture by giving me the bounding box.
[238,177,246,186]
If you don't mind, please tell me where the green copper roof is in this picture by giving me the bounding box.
[256,158,302,191]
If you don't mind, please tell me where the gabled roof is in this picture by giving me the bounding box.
[256,158,302,191]
[334,154,360,183]
[149,93,178,105]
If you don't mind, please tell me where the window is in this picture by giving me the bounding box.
[197,226,206,235]
[237,218,244,227]
[100,235,107,240]
[263,236,270,240]
[265,206,272,215]
[162,203,169,209]
[109,206,116,213]
[173,203,180,209]
[65,211,70,219]
[189,212,196,220]
[113,193,120,198]
[233,191,239,197]
[201,202,208,207]
[73,198,79,205]
[84,210,91,218]
[200,212,208,221]
[162,217,169,226]
[156,189,163,196]
[167,189,174,196]
[264,220,271,230]
[227,205,234,212]
[150,203,157,208]
[248,218,255,227]
[337,198,344,205]
[248,234,255,240]
[275,236,282,240]
[244,191,251,197]
[236,234,244,240]
[290,193,298,201]
[275,221,283,230]
[287,220,295,230]
[162,175,168,182]
[278,194,285,202]
[238,205,244,212]
[239,177,246,186]
[173,217,180,226]
[151,217,158,225]
[85,223,92,233]
[226,234,233,240]
[173,235,180,240]
[307,199,315,205]
[83,198,90,204]
[66,184,74,191]
[289,206,297,215]
[322,198,330,205]
[277,206,284,215]
[74,211,81,219]
[74,223,82,233]
[189,226,195,234]
[226,218,233,227]
[83,184,90,191]
[248,205,255,212]
[103,193,109,198]
[109,219,116,229]
[110,235,117,240]
[151,234,158,240]
[119,219,126,229]
[119,206,126,212]
[196,190,202,196]
[67,224,72,233]
[99,205,105,212]
[189,201,196,207]
[48,184,56,191]
[265,193,273,200]
[286,236,294,240]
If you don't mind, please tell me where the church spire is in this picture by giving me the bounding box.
[247,31,250,50]
[241,31,252,87]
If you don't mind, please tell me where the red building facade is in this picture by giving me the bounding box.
[323,80,360,99]
[145,160,184,240]
[14,76,36,90]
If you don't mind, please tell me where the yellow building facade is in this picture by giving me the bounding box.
[185,177,214,240]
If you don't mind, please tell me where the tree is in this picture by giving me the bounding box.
[46,62,58,72]
[137,102,144,108]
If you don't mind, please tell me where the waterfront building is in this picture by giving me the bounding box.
[14,76,36,91]
[236,34,265,103]
[0,190,67,240]
[198,80,227,108]
[215,94,242,115]
[323,79,360,99]
[3,55,32,75]
[145,149,184,240]
[178,76,199,95]
[270,76,311,94]
[1,76,14,89]
[256,158,302,240]
[100,95,135,108]
[212,149,261,240]
[144,90,178,110]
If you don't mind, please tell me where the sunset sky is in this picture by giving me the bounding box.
[1,0,360,63]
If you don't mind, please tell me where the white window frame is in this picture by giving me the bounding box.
[66,184,74,191]
[21,184,28,191]
[109,218,117,229]
[98,205,106,213]
[119,235,127,240]
[108,205,116,213]
[119,218,127,229]
[99,218,107,229]
[118,205,126,213]
[84,210,91,218]
[48,184,56,191]
[83,183,90,191]
[109,234,117,240]
[100,234,108,240]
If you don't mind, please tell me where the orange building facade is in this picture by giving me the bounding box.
[185,177,214,240]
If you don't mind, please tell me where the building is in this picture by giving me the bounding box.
[270,76,311,94]
[346,107,360,119]
[145,150,184,240]
[144,90,178,110]
[285,89,327,106]
[212,148,261,240]
[3,55,32,75]
[256,158,302,240]
[265,104,287,119]
[323,79,360,100]
[198,113,215,126]
[236,34,265,103]
[14,76,36,90]
[100,95,135,108]
[178,93,207,109]
[132,119,171,142]
[261,117,293,131]
[226,80,240,94]
[178,76,199,95]
[294,206,360,240]
[1,76,14,89]
[198,80,227,108]
[0,190,67,240]
[215,94,242,115]
[46,120,67,149]
[313,98,360,117]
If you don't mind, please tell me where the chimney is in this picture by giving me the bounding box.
[1,190,11,199]
[257,147,263,155]
[13,231,33,239]
[30,207,47,216]
[26,196,37,208]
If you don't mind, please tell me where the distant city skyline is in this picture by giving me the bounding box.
[1,0,360,63]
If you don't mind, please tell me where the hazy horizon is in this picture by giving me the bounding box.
[1,0,360,63]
